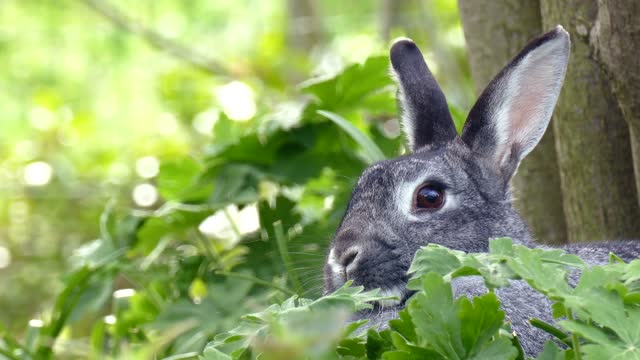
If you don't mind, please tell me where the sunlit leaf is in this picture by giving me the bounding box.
[317,110,385,164]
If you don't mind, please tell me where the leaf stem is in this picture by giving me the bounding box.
[0,322,33,357]
[99,199,116,246]
[195,232,219,264]
[529,318,572,346]
[274,221,304,295]
[609,252,625,264]
[567,311,582,360]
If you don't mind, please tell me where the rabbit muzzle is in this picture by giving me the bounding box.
[324,226,412,307]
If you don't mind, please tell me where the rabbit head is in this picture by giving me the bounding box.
[324,26,570,306]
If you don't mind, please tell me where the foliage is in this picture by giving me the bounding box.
[4,1,637,358]
[0,25,406,359]
[0,1,476,359]
[196,239,640,360]
[2,3,639,356]
[4,0,452,329]
[5,208,640,360]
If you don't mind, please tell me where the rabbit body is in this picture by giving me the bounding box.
[323,26,640,356]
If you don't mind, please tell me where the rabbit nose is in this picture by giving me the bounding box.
[339,249,359,269]
[327,246,360,279]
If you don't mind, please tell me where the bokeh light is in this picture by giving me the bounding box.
[104,314,117,325]
[28,106,56,131]
[135,156,160,178]
[198,204,260,246]
[28,319,43,328]
[23,161,53,186]
[0,246,11,269]
[132,183,159,207]
[192,109,219,135]
[113,288,136,299]
[215,81,256,121]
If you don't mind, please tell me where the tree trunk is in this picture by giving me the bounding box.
[458,0,568,244]
[379,0,402,43]
[591,1,640,207]
[541,0,640,242]
[286,0,322,51]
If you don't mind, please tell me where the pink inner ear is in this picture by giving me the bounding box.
[501,47,565,163]
[509,78,548,148]
[462,27,569,171]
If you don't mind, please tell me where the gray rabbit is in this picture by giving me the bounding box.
[323,26,640,356]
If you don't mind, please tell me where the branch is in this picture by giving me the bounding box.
[81,0,229,76]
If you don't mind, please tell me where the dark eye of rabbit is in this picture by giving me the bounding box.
[415,184,445,210]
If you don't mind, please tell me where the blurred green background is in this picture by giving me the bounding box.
[0,0,472,357]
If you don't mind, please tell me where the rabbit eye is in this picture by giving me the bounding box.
[415,184,445,210]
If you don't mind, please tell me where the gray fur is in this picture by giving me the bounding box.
[323,26,640,356]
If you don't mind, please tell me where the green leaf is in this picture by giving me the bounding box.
[317,110,386,164]
[569,287,640,345]
[70,238,118,269]
[301,56,394,111]
[36,266,97,358]
[200,347,233,360]
[365,329,394,359]
[624,292,640,305]
[157,157,211,202]
[134,204,211,255]
[207,164,261,206]
[459,293,507,357]
[558,320,613,347]
[382,350,440,360]
[406,272,517,360]
[488,238,514,256]
[408,273,462,357]
[408,244,463,282]
[551,302,567,319]
[336,337,366,358]
[581,343,640,360]
[534,341,566,360]
[388,308,417,344]
[205,281,384,358]
[67,275,113,322]
[506,246,574,297]
[470,337,518,360]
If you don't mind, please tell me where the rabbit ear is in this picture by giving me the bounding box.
[390,39,457,151]
[461,26,570,179]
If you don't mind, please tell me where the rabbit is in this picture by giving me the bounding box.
[323,25,640,356]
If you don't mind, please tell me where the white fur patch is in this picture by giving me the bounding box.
[327,248,342,274]
[396,176,422,221]
[377,285,406,308]
[389,68,417,151]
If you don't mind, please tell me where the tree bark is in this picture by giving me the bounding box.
[541,0,640,242]
[379,0,403,43]
[458,0,568,244]
[286,0,323,51]
[591,1,640,206]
